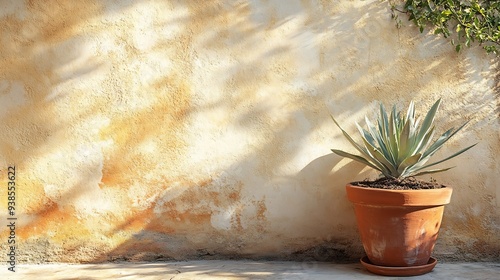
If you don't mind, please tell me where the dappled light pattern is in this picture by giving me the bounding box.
[0,0,498,263]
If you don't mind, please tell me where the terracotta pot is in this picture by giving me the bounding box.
[346,183,452,267]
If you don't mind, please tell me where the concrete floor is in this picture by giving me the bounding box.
[1,260,499,280]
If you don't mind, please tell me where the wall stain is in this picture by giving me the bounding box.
[26,0,101,43]
[99,74,192,188]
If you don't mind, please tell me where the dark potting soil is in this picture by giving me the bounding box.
[351,177,445,190]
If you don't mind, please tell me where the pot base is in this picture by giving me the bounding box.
[360,256,437,276]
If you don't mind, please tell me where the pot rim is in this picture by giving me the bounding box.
[346,183,453,207]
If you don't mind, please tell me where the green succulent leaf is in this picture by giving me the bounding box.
[330,115,388,171]
[331,149,383,173]
[417,142,477,171]
[397,152,422,174]
[414,99,441,151]
[397,119,412,162]
[361,138,398,176]
[330,99,475,179]
[411,167,455,177]
[422,121,471,158]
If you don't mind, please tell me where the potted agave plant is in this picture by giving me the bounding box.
[331,99,476,276]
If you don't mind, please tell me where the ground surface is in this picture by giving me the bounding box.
[1,260,498,279]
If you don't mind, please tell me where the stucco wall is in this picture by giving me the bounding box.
[0,0,498,263]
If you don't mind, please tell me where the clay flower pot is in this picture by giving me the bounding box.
[346,183,453,275]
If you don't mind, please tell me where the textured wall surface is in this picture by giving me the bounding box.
[0,0,498,263]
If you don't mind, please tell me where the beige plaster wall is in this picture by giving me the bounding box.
[0,0,498,263]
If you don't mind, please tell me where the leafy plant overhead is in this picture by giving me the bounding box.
[330,99,477,179]
[390,0,500,55]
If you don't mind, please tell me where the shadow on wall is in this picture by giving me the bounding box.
[0,1,102,165]
[0,0,369,263]
[1,0,498,264]
[85,1,392,263]
[0,0,159,261]
[453,53,500,125]
[90,154,369,263]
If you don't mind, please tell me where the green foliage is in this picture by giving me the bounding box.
[330,99,476,178]
[390,0,500,55]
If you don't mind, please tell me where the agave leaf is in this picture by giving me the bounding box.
[406,142,476,175]
[377,118,397,165]
[414,116,421,129]
[409,116,422,148]
[422,121,470,158]
[406,101,415,120]
[415,126,436,154]
[380,103,390,140]
[397,153,422,174]
[365,116,383,147]
[398,115,405,134]
[331,115,387,170]
[376,104,399,165]
[331,149,383,173]
[398,118,412,162]
[420,127,454,158]
[388,129,399,164]
[389,105,397,137]
[377,118,393,160]
[418,99,440,130]
[414,99,441,150]
[396,111,404,133]
[417,143,477,171]
[410,167,455,177]
[361,138,398,175]
[365,116,394,165]
[330,99,475,179]
[355,122,377,148]
[407,116,416,150]
[402,155,432,175]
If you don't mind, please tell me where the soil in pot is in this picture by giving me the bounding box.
[351,176,445,190]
